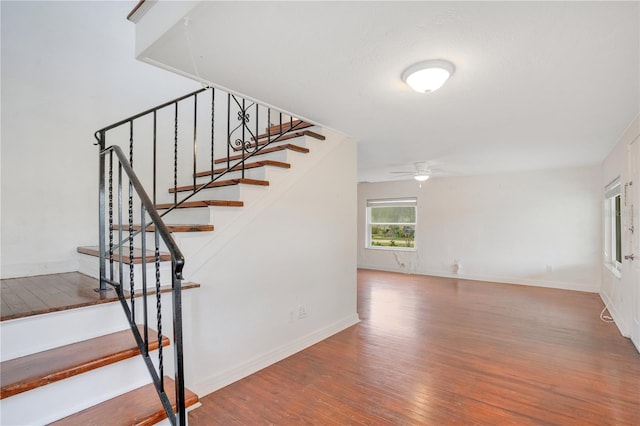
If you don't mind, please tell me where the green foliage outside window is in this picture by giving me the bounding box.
[369,206,416,248]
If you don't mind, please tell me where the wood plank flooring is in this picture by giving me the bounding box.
[189,269,640,425]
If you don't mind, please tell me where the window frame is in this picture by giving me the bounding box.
[604,178,622,277]
[366,198,417,251]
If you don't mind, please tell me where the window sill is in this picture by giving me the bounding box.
[604,263,622,279]
[366,246,416,252]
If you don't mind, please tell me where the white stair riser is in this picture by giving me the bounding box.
[174,182,270,203]
[160,205,243,229]
[197,165,267,182]
[78,253,173,290]
[0,351,174,426]
[1,302,129,362]
[215,148,291,165]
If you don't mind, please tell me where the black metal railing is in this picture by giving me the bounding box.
[97,144,186,425]
[94,87,310,425]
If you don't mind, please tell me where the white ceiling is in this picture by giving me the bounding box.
[138,1,639,182]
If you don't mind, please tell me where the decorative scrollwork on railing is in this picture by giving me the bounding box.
[228,95,259,154]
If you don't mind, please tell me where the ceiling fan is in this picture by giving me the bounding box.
[390,162,442,182]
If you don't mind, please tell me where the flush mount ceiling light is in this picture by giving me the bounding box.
[402,59,455,93]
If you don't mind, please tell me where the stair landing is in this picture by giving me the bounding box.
[0,272,199,322]
[1,273,118,322]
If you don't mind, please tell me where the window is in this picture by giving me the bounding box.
[604,178,622,275]
[366,198,416,250]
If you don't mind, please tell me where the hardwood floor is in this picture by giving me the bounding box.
[189,269,640,425]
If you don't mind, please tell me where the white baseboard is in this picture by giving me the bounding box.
[356,265,599,293]
[191,313,360,397]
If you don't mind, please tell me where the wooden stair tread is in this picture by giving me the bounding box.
[253,129,324,144]
[169,178,269,194]
[232,129,323,152]
[77,246,172,264]
[264,119,312,135]
[1,273,200,322]
[50,377,199,426]
[156,200,244,209]
[0,326,169,399]
[111,224,214,232]
[194,160,290,178]
[215,143,309,164]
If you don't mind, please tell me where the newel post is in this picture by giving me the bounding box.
[97,130,107,292]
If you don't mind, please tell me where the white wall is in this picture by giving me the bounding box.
[184,134,359,396]
[601,115,640,338]
[358,166,602,292]
[0,1,199,278]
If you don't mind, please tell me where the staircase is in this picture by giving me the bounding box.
[0,273,200,425]
[0,87,330,424]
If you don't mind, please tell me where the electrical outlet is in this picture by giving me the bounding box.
[297,304,307,319]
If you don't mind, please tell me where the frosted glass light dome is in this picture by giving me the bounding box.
[402,60,455,93]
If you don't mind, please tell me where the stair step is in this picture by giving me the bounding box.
[168,178,269,194]
[0,326,169,399]
[156,200,243,209]
[0,272,118,322]
[77,246,172,264]
[265,119,312,135]
[230,129,323,152]
[111,224,214,232]
[49,377,199,426]
[215,143,309,164]
[254,129,325,144]
[194,160,290,178]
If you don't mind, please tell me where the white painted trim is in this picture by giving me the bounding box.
[190,313,360,397]
[0,259,79,279]
[357,265,600,293]
[599,291,631,338]
[127,0,157,23]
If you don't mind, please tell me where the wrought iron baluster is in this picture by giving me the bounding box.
[227,93,231,169]
[153,111,157,206]
[174,102,178,206]
[241,98,246,178]
[156,232,164,391]
[109,151,114,282]
[129,121,135,322]
[172,271,186,426]
[141,203,148,356]
[253,103,259,175]
[267,109,271,144]
[193,94,198,192]
[211,89,215,178]
[118,164,123,290]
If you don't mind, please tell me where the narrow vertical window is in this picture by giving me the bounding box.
[604,178,622,275]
